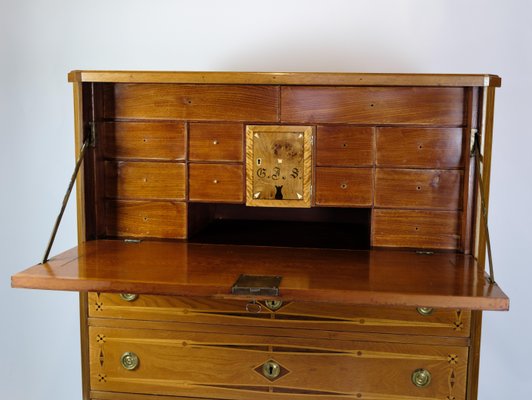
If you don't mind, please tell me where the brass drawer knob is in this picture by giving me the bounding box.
[416,307,433,316]
[264,300,283,311]
[262,360,281,379]
[120,352,139,371]
[213,140,219,145]
[119,293,138,302]
[411,368,431,387]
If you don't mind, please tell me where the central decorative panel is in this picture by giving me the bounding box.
[246,125,313,207]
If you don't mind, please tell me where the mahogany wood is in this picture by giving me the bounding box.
[316,126,374,166]
[281,87,465,125]
[189,123,243,162]
[104,161,186,200]
[88,292,471,337]
[105,201,187,239]
[373,209,461,250]
[375,169,463,210]
[103,84,279,122]
[89,326,468,400]
[102,122,186,160]
[189,163,244,203]
[376,127,464,168]
[12,240,508,310]
[314,167,373,206]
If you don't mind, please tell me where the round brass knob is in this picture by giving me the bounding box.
[416,307,433,316]
[119,293,138,302]
[262,360,281,379]
[213,140,219,145]
[213,179,219,184]
[264,300,283,311]
[411,368,431,387]
[120,352,139,371]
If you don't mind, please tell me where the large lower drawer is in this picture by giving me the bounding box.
[88,293,470,337]
[90,326,468,400]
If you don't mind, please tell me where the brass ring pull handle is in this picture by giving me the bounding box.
[264,300,283,311]
[411,368,431,387]
[262,360,281,379]
[119,293,139,302]
[245,301,262,313]
[416,307,433,316]
[120,352,139,370]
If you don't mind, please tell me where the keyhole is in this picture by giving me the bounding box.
[269,365,274,374]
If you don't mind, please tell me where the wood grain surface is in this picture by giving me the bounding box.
[189,122,243,162]
[375,169,463,210]
[12,240,509,310]
[89,326,468,400]
[376,127,464,168]
[281,87,465,125]
[102,122,185,160]
[316,126,374,166]
[315,167,373,206]
[189,163,244,203]
[373,209,461,250]
[103,84,279,121]
[104,161,186,200]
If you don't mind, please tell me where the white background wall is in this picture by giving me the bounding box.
[1,0,530,398]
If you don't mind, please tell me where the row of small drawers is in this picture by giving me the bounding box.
[102,122,465,168]
[105,161,462,209]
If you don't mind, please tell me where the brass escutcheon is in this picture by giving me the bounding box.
[119,293,139,302]
[411,368,431,387]
[120,352,139,371]
[416,307,433,316]
[264,300,283,311]
[262,360,281,379]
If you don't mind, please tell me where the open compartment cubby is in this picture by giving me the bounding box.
[187,204,371,250]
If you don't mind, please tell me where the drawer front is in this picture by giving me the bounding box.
[104,84,279,121]
[105,161,186,200]
[90,326,467,400]
[315,167,373,206]
[105,200,187,239]
[88,293,470,337]
[375,169,463,210]
[376,127,464,168]
[102,122,185,160]
[189,123,243,161]
[189,163,244,203]
[373,209,461,250]
[316,126,374,166]
[281,86,465,125]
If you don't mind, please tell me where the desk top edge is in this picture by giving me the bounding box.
[67,70,502,87]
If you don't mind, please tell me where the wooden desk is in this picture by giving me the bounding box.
[13,71,508,400]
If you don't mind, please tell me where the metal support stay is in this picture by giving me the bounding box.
[41,133,93,264]
[471,131,496,284]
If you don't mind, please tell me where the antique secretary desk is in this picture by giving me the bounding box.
[12,71,509,400]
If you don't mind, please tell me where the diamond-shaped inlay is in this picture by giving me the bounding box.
[254,359,290,382]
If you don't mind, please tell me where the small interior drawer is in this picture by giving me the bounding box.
[105,161,186,200]
[375,169,463,210]
[189,163,244,203]
[373,209,461,250]
[189,123,243,162]
[102,122,186,160]
[376,127,464,168]
[90,326,468,400]
[315,167,373,206]
[88,293,470,337]
[316,126,374,166]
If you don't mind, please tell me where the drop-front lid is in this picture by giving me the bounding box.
[11,239,509,311]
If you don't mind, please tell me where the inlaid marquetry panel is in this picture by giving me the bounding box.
[90,326,467,400]
[88,293,470,337]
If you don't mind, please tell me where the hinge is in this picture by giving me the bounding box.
[89,122,97,147]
